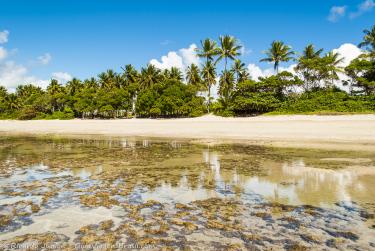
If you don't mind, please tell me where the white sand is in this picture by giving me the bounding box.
[1,115,375,150]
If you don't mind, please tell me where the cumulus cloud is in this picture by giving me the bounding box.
[150,44,200,71]
[350,0,375,18]
[0,30,9,44]
[328,6,347,22]
[0,30,71,91]
[246,64,296,81]
[51,72,72,84]
[0,61,49,91]
[332,43,362,67]
[0,47,7,60]
[37,53,52,65]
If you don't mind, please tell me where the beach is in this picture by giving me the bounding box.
[1,115,375,151]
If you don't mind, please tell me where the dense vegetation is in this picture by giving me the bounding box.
[0,25,374,119]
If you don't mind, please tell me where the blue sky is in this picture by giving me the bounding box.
[0,0,374,89]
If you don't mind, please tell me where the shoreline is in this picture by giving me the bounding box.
[1,115,375,151]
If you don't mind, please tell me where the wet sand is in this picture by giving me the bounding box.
[1,115,375,151]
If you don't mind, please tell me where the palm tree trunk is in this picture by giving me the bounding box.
[208,86,211,113]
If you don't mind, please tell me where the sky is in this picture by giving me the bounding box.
[0,0,374,90]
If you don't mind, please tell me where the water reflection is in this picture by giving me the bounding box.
[0,136,374,208]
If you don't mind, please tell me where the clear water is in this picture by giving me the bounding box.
[0,136,374,250]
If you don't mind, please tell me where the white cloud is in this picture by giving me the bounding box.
[0,30,9,44]
[247,64,296,80]
[331,43,363,91]
[332,43,362,67]
[0,30,71,91]
[37,53,52,65]
[150,44,200,71]
[0,47,7,61]
[52,72,72,84]
[328,6,347,22]
[0,61,48,91]
[350,0,375,18]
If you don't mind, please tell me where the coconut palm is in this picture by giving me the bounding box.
[0,86,7,97]
[47,79,62,95]
[359,25,375,53]
[98,69,116,89]
[231,59,248,84]
[216,35,242,71]
[196,38,218,63]
[4,93,21,111]
[139,64,162,89]
[218,70,235,107]
[260,41,295,74]
[322,51,345,87]
[83,77,99,89]
[66,78,83,96]
[168,67,183,81]
[16,84,43,99]
[201,61,216,112]
[186,64,202,88]
[301,44,323,59]
[122,64,139,85]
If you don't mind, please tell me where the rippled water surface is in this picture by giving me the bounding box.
[0,136,375,250]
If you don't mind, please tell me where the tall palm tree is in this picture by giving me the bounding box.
[231,59,248,84]
[186,64,202,88]
[98,69,116,89]
[358,25,375,53]
[201,61,216,112]
[66,78,83,96]
[216,35,242,71]
[301,44,323,59]
[324,51,344,87]
[83,77,98,89]
[218,70,235,107]
[169,67,183,81]
[139,64,162,89]
[5,93,20,111]
[47,79,62,96]
[0,86,7,97]
[47,79,63,113]
[260,41,295,74]
[196,38,218,64]
[122,64,139,85]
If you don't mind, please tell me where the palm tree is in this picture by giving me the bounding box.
[47,79,63,113]
[168,67,183,81]
[0,86,7,97]
[122,64,139,85]
[324,51,344,87]
[186,64,202,88]
[139,64,162,89]
[4,93,20,111]
[216,35,242,71]
[231,59,248,84]
[358,25,375,53]
[196,38,218,63]
[98,69,116,89]
[83,77,98,89]
[260,41,295,74]
[47,79,62,96]
[66,78,83,96]
[301,44,323,59]
[201,61,216,112]
[218,70,235,108]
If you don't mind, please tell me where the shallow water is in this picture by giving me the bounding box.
[0,136,374,250]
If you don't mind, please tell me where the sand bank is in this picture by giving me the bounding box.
[1,115,375,151]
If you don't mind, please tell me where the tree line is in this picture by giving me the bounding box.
[0,25,374,119]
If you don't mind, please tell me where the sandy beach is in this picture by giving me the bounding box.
[1,115,375,151]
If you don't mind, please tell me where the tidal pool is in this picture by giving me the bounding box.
[0,136,374,250]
